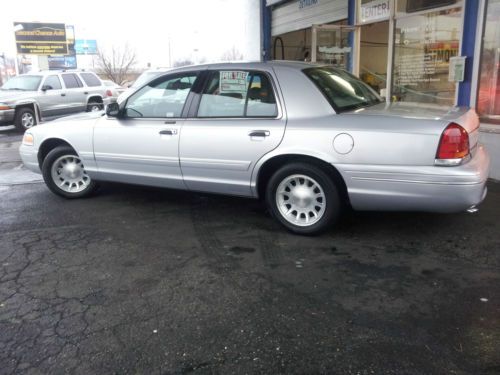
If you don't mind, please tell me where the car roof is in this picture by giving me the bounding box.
[166,60,320,74]
[20,70,98,76]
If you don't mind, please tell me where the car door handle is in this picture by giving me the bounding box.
[84,91,89,95]
[164,120,176,124]
[248,130,270,137]
[61,93,66,96]
[159,129,177,135]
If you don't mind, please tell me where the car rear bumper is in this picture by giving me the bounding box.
[337,145,490,213]
[19,144,41,174]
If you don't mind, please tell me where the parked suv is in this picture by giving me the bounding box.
[0,70,111,131]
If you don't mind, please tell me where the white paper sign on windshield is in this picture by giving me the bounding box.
[219,71,249,95]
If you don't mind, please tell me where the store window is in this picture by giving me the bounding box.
[477,0,500,123]
[395,0,461,16]
[392,6,462,105]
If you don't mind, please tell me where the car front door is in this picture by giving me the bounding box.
[179,69,286,196]
[93,71,200,189]
[37,75,70,117]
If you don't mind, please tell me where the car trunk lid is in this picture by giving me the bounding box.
[352,102,480,152]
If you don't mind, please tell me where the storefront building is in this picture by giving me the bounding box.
[262,0,500,178]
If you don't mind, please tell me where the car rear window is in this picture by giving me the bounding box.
[303,67,383,113]
[80,72,102,87]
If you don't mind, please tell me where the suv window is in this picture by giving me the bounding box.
[125,73,198,118]
[43,75,62,90]
[198,71,278,118]
[61,73,83,89]
[80,72,101,87]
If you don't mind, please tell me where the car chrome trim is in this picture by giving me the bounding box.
[350,176,484,185]
[94,153,179,166]
[180,157,251,171]
[434,156,470,166]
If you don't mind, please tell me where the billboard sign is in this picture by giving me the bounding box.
[14,22,68,55]
[48,56,77,70]
[75,39,98,55]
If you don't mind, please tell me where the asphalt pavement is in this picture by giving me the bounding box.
[0,126,499,374]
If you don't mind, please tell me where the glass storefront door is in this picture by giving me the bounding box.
[477,0,500,123]
[359,21,389,97]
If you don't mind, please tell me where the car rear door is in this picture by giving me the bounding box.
[179,69,286,196]
[93,71,200,189]
[61,73,87,113]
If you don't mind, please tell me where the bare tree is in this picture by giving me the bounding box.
[220,46,244,61]
[96,44,137,85]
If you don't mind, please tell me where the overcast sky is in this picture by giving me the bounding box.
[0,0,261,69]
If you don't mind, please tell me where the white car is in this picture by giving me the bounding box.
[19,62,490,235]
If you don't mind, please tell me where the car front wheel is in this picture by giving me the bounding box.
[14,107,36,132]
[42,146,97,199]
[266,163,341,235]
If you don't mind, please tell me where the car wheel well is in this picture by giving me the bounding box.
[257,154,350,206]
[14,103,38,117]
[87,96,103,104]
[38,139,75,169]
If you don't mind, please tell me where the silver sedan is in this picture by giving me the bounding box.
[19,61,490,235]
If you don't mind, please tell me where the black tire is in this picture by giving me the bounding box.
[87,101,103,112]
[42,146,98,199]
[265,162,341,235]
[14,107,36,132]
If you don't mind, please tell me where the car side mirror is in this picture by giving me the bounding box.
[41,85,52,91]
[106,102,120,117]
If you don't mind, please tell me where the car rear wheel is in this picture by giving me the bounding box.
[42,146,97,199]
[14,107,36,132]
[266,163,341,235]
[87,101,103,112]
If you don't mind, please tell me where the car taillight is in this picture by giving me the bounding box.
[106,90,113,97]
[436,122,469,162]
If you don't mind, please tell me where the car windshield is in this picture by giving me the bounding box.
[303,67,383,113]
[131,71,164,88]
[1,75,42,91]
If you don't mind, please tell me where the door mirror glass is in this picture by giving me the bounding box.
[106,102,120,117]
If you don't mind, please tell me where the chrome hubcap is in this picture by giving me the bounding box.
[276,174,326,227]
[21,113,35,128]
[89,104,101,112]
[51,155,91,193]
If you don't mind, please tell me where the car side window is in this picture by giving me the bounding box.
[61,74,83,89]
[125,73,198,118]
[246,73,278,117]
[80,73,101,87]
[43,75,62,90]
[197,70,278,118]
